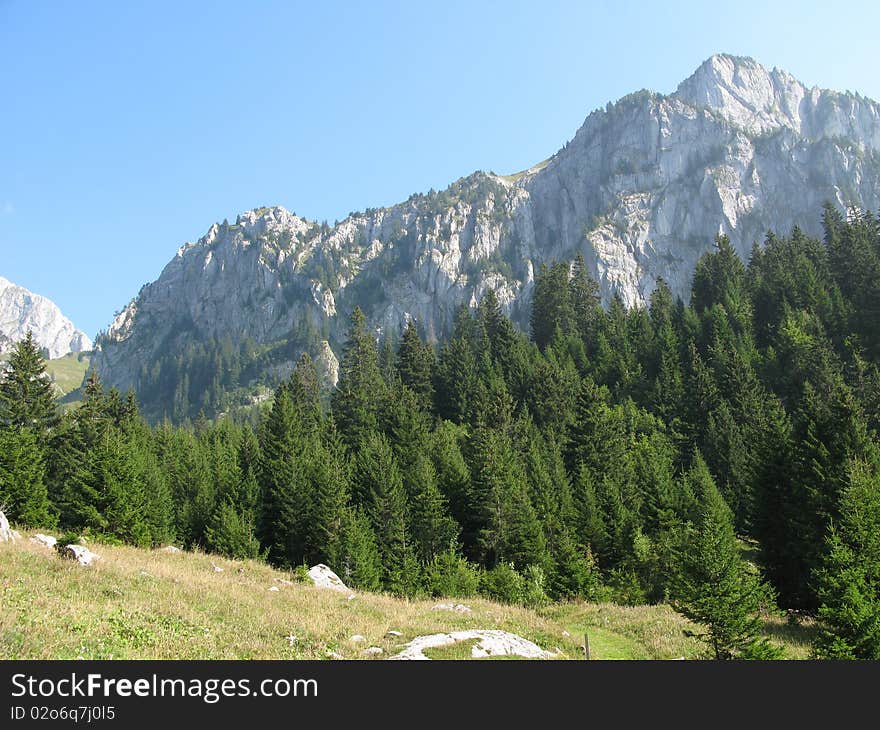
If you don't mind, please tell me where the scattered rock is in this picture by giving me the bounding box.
[274,578,294,586]
[431,602,473,613]
[286,634,297,646]
[362,647,384,656]
[347,593,356,601]
[307,564,349,593]
[391,630,555,661]
[161,545,181,553]
[58,543,99,567]
[268,586,280,592]
[31,533,57,549]
[211,564,224,572]
[386,630,403,638]
[0,510,15,543]
[561,631,570,637]
[350,635,366,643]
[325,650,343,660]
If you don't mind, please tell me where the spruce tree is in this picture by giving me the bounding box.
[0,331,59,433]
[332,307,385,446]
[669,455,781,659]
[0,426,52,526]
[813,458,880,659]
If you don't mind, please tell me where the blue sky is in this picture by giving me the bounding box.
[2,0,879,341]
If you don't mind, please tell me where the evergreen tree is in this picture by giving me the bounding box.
[668,455,781,659]
[0,331,59,433]
[0,426,52,526]
[814,458,880,659]
[396,320,435,411]
[332,307,385,446]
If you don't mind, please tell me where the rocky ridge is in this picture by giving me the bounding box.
[0,276,92,359]
[91,54,880,403]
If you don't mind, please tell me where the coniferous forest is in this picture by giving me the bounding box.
[3,205,880,659]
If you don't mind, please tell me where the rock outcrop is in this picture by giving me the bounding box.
[307,564,350,592]
[89,55,880,414]
[390,630,556,660]
[58,543,99,566]
[0,510,14,543]
[0,276,92,359]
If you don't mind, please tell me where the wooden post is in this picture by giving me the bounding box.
[584,633,591,660]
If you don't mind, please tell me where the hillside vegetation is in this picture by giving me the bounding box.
[0,531,813,660]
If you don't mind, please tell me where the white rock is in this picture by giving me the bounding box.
[431,602,473,613]
[59,544,99,566]
[350,635,366,643]
[362,647,384,656]
[268,585,280,592]
[0,511,15,543]
[386,630,403,638]
[325,650,343,660]
[307,564,350,592]
[274,578,294,586]
[161,545,181,553]
[390,630,555,661]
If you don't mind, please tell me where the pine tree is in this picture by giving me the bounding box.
[332,307,385,446]
[0,426,52,526]
[812,457,880,658]
[0,331,59,433]
[338,506,383,591]
[396,320,435,411]
[668,455,781,659]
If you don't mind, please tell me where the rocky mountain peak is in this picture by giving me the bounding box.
[89,55,880,420]
[0,275,92,358]
[673,53,808,134]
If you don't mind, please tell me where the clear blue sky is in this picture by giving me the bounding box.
[2,0,879,341]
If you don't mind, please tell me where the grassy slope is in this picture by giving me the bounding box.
[45,352,90,399]
[0,530,814,660]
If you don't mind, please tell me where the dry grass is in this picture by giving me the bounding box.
[0,531,816,660]
[0,531,584,660]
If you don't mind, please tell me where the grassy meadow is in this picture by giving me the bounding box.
[0,529,815,660]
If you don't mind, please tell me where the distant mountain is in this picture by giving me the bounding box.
[91,54,880,419]
[0,276,92,359]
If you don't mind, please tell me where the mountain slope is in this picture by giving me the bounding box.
[91,54,880,414]
[0,276,92,359]
[1,530,816,659]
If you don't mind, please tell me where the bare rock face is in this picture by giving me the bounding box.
[307,564,350,592]
[90,55,880,413]
[58,543,99,566]
[0,276,92,359]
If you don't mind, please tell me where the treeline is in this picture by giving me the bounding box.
[2,204,880,659]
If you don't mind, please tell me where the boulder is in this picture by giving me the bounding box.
[59,543,99,566]
[31,533,57,548]
[307,564,350,592]
[0,510,14,543]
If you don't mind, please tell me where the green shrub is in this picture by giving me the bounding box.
[423,547,481,598]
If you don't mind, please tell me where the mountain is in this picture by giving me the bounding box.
[91,54,880,418]
[0,276,92,359]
